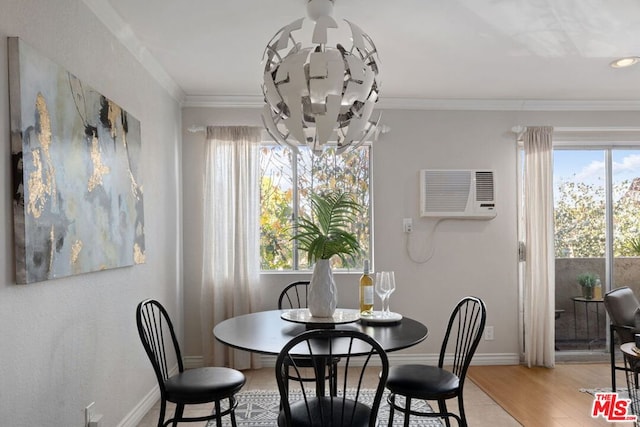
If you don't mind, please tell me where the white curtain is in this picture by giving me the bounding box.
[523,126,555,368]
[200,126,262,369]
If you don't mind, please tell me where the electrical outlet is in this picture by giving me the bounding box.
[484,326,494,341]
[403,218,413,233]
[88,414,103,427]
[85,402,95,427]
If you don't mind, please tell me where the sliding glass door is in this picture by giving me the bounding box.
[553,148,640,352]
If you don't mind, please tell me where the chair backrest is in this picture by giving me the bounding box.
[275,329,389,427]
[438,296,487,382]
[136,299,183,391]
[604,286,640,328]
[278,281,310,309]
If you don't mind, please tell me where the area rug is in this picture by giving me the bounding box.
[580,387,630,399]
[206,389,443,426]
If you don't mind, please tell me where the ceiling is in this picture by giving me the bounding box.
[94,0,640,104]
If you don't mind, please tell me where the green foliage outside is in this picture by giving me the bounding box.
[554,179,640,258]
[260,145,371,271]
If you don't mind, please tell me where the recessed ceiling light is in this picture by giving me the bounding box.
[610,56,640,68]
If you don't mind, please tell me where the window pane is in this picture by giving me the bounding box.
[554,150,606,258]
[612,150,640,257]
[260,145,294,270]
[260,144,372,271]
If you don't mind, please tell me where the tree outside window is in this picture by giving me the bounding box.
[260,144,371,271]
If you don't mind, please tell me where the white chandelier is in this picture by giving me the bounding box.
[261,0,381,154]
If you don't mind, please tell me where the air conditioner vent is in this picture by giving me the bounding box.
[422,170,470,212]
[419,169,496,219]
[475,171,494,201]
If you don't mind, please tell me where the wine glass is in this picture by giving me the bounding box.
[375,272,389,315]
[384,271,396,316]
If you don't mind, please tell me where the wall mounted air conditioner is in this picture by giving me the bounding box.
[419,169,496,219]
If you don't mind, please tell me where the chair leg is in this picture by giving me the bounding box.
[172,404,184,427]
[610,325,617,391]
[157,399,167,427]
[214,400,223,427]
[458,395,468,427]
[403,397,412,427]
[387,393,395,427]
[438,400,451,427]
[229,397,239,427]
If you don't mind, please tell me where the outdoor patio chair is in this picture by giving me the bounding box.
[603,286,640,391]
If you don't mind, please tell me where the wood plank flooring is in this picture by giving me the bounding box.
[138,362,632,426]
[467,363,629,427]
[137,366,520,426]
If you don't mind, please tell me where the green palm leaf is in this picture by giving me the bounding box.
[292,190,362,264]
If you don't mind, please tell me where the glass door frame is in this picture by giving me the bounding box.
[516,130,640,359]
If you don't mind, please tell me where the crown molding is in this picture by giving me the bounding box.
[183,95,640,111]
[81,0,186,103]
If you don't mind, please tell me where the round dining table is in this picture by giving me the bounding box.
[213,309,428,357]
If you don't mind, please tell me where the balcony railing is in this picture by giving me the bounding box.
[555,257,640,351]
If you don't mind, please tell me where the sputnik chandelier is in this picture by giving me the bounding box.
[261,0,381,154]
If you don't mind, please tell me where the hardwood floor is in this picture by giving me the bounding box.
[468,363,628,427]
[137,366,520,426]
[138,362,630,426]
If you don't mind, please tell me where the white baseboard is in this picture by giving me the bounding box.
[166,353,521,370]
[182,353,520,369]
[117,364,178,427]
[117,385,160,427]
[183,355,204,369]
[257,352,520,367]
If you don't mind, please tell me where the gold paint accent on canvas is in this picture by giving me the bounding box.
[35,93,52,150]
[27,93,58,218]
[70,240,83,264]
[27,150,46,218]
[36,93,57,208]
[121,131,141,200]
[88,133,111,191]
[134,243,146,264]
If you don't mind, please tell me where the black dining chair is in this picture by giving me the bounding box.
[278,280,311,310]
[136,299,246,427]
[275,328,389,427]
[385,296,486,427]
[278,281,339,396]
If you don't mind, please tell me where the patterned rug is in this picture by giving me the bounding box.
[206,389,443,426]
[580,387,630,399]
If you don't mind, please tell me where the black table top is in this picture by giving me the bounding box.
[213,309,428,357]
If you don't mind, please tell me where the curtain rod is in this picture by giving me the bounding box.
[187,124,392,136]
[512,126,640,135]
[513,126,640,144]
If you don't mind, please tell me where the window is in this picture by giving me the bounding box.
[260,143,372,271]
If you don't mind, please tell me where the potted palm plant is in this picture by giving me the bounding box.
[292,190,362,317]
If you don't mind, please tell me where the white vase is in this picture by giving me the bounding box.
[308,259,337,317]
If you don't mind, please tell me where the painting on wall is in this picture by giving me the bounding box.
[8,37,145,284]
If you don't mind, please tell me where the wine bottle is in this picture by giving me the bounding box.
[359,260,374,315]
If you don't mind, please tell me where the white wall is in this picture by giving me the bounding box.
[181,106,640,364]
[0,1,182,426]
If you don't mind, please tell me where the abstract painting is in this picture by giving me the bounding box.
[8,37,145,284]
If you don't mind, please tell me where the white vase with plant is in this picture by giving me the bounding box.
[292,190,362,317]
